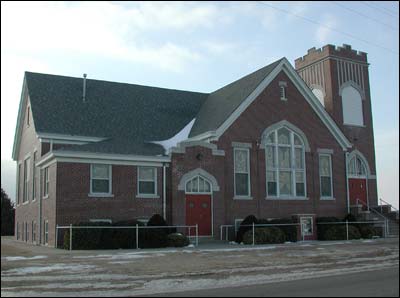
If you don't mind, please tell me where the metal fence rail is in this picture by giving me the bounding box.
[56,224,198,251]
[220,220,387,245]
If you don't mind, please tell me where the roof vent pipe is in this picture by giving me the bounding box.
[82,73,87,103]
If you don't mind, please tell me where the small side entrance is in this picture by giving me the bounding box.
[186,194,212,236]
[349,178,367,206]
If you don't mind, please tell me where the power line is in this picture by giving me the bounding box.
[256,1,399,55]
[333,1,398,31]
[360,1,399,19]
[372,1,399,17]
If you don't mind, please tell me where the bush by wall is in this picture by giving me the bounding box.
[316,217,341,240]
[324,225,361,240]
[236,215,258,244]
[242,227,285,245]
[167,233,190,247]
[267,218,297,242]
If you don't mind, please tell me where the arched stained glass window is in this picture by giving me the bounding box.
[185,175,212,194]
[348,156,367,177]
[265,126,306,198]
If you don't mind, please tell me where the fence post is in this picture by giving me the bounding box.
[252,222,255,246]
[136,224,139,249]
[196,224,199,247]
[346,220,349,241]
[55,225,58,249]
[69,224,72,251]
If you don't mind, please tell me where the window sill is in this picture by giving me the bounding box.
[343,123,366,128]
[43,195,49,200]
[265,196,309,200]
[320,197,336,200]
[136,194,160,199]
[233,196,253,200]
[88,193,114,198]
[22,201,30,205]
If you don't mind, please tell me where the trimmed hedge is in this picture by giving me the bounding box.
[324,225,361,240]
[316,217,341,240]
[167,233,190,247]
[267,218,297,242]
[236,215,258,244]
[242,227,285,245]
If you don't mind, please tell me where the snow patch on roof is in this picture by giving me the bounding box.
[151,118,196,154]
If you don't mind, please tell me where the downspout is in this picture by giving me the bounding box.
[345,152,350,214]
[163,164,166,220]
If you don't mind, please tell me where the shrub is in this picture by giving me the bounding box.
[343,213,358,223]
[236,215,258,244]
[63,221,111,250]
[167,233,190,247]
[316,217,341,240]
[141,214,169,248]
[324,225,361,240]
[358,225,379,239]
[242,227,285,245]
[267,218,297,242]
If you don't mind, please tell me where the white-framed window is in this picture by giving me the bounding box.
[25,222,29,242]
[185,175,212,194]
[279,81,287,101]
[23,157,30,203]
[319,154,333,198]
[44,220,49,245]
[234,219,243,233]
[16,163,21,205]
[90,164,112,195]
[265,127,306,198]
[32,221,36,243]
[234,148,251,198]
[138,167,157,196]
[32,151,37,201]
[300,217,313,236]
[342,86,364,126]
[348,155,367,177]
[44,167,49,197]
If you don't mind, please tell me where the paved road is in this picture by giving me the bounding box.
[144,267,399,297]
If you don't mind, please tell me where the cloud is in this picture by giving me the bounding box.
[315,14,338,44]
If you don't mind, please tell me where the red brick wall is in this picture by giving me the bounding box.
[56,163,163,225]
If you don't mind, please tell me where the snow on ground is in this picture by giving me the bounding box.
[2,256,47,261]
[2,264,96,276]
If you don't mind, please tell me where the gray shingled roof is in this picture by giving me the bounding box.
[189,58,283,137]
[25,59,282,156]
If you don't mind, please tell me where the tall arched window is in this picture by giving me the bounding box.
[348,155,367,177]
[342,85,364,126]
[265,127,306,198]
[185,175,212,194]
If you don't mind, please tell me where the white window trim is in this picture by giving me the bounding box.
[137,166,158,198]
[43,167,50,199]
[44,220,49,245]
[185,175,213,194]
[23,156,31,203]
[300,216,313,236]
[137,219,149,225]
[265,129,307,199]
[89,164,112,196]
[319,153,334,200]
[32,151,37,202]
[233,147,252,199]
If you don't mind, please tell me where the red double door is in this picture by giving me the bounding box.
[185,194,212,236]
[349,178,367,206]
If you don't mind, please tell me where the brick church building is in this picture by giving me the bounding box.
[13,44,379,246]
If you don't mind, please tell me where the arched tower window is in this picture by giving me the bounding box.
[312,88,325,107]
[264,126,306,198]
[185,175,212,194]
[342,86,364,126]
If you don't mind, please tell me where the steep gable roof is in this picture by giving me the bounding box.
[189,58,284,137]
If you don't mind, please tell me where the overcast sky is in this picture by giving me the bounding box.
[1,1,399,208]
